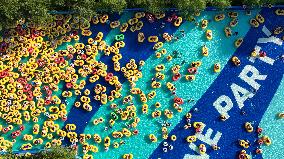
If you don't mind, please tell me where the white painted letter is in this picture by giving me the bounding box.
[249,46,275,65]
[195,126,222,146]
[231,83,254,109]
[239,65,267,90]
[213,95,233,119]
[257,26,283,45]
[184,143,209,159]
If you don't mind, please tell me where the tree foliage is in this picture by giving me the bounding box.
[0,0,280,30]
[0,146,76,159]
[208,0,232,9]
[174,0,207,16]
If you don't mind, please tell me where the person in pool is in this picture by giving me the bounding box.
[172,50,181,58]
[276,54,284,62]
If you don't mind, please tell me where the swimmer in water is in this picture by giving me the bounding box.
[276,54,284,62]
[241,109,246,115]
[188,98,194,103]
[160,22,165,28]
[251,88,257,94]
[180,30,185,37]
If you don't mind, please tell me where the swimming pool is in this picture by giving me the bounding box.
[0,7,283,159]
[79,10,261,159]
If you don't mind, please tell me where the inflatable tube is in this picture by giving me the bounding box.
[229,18,238,27]
[201,19,208,29]
[135,12,145,19]
[228,12,238,18]
[129,18,139,25]
[149,134,157,142]
[100,14,109,24]
[155,13,165,19]
[202,45,208,56]
[186,135,196,143]
[239,140,250,148]
[104,136,111,147]
[188,67,198,74]
[81,29,92,36]
[194,11,201,17]
[275,9,284,16]
[238,150,250,159]
[92,16,99,24]
[153,42,163,50]
[120,23,128,32]
[185,75,195,81]
[231,56,241,66]
[278,112,284,119]
[162,32,172,42]
[250,18,259,28]
[123,154,134,159]
[172,73,181,81]
[137,32,145,43]
[191,61,202,67]
[214,14,225,21]
[224,27,232,37]
[110,21,120,29]
[174,17,182,27]
[245,122,253,133]
[115,34,124,41]
[274,27,283,35]
[148,36,158,43]
[199,144,207,155]
[135,21,143,30]
[213,63,221,73]
[262,136,271,146]
[174,97,184,105]
[206,30,212,40]
[130,26,136,32]
[256,14,265,23]
[234,38,243,48]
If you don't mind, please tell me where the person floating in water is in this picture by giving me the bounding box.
[180,30,185,37]
[251,88,257,94]
[172,50,182,58]
[188,98,194,103]
[172,50,178,58]
[276,54,284,62]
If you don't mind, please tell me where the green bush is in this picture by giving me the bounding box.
[0,0,279,30]
[0,146,76,159]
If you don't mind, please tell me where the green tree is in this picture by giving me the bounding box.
[126,0,171,13]
[33,146,76,159]
[173,0,207,16]
[242,0,261,6]
[207,0,231,9]
[0,146,76,159]
[97,0,127,13]
[0,0,51,30]
[0,0,281,31]
[242,0,277,6]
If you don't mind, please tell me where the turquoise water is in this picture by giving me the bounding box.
[82,10,260,158]
[259,76,284,158]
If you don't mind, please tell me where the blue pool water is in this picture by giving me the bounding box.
[4,8,284,159]
[80,10,263,159]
